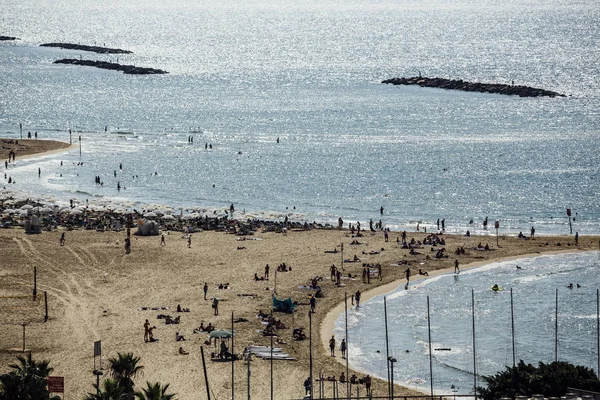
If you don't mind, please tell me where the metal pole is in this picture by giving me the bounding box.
[309,310,314,400]
[274,270,277,294]
[344,293,349,399]
[232,311,235,400]
[472,289,477,399]
[270,309,274,400]
[33,266,37,301]
[555,288,558,362]
[44,291,48,322]
[427,296,433,398]
[201,346,211,400]
[597,289,599,380]
[390,359,395,399]
[511,288,516,367]
[341,243,344,270]
[247,352,251,400]
[22,323,26,352]
[384,296,391,398]
[569,216,572,235]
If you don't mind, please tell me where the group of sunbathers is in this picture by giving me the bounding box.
[476,242,490,250]
[454,247,466,255]
[277,263,290,272]
[422,234,446,246]
[157,314,181,325]
[193,322,215,333]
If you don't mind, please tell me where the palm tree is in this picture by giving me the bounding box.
[84,378,126,400]
[135,382,177,400]
[0,353,60,400]
[108,352,144,399]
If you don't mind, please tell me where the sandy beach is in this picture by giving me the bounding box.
[1,138,73,161]
[0,226,594,399]
[0,139,597,399]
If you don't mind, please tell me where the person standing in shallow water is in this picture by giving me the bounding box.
[355,290,361,307]
[454,259,460,274]
[329,335,336,356]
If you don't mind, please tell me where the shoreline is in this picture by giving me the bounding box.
[320,248,591,395]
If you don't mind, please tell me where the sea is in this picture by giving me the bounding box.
[333,251,600,396]
[0,0,599,235]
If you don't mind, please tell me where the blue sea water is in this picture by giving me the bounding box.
[1,0,599,234]
[333,251,600,396]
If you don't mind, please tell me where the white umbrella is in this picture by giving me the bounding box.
[143,212,157,218]
[70,209,83,215]
[161,214,175,221]
[38,207,53,214]
[20,204,34,210]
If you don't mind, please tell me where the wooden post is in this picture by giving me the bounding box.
[44,291,48,322]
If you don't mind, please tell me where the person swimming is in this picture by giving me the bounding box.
[492,284,499,291]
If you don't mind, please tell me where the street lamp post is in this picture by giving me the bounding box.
[93,370,104,394]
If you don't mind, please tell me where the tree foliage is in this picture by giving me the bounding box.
[84,378,126,400]
[134,382,177,400]
[0,353,60,400]
[477,360,600,400]
[108,353,144,400]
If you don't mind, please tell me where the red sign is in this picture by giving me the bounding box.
[48,376,64,393]
[494,221,500,229]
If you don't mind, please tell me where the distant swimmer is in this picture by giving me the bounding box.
[567,283,573,289]
[516,265,522,270]
[492,284,500,292]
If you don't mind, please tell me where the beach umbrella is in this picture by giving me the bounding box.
[38,207,53,214]
[209,330,233,339]
[406,377,426,385]
[161,214,175,221]
[20,204,34,210]
[19,211,29,218]
[143,212,157,218]
[70,209,83,215]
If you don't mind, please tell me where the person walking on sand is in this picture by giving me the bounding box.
[160,234,166,246]
[405,267,411,283]
[530,226,535,239]
[454,259,460,274]
[329,335,336,356]
[310,294,316,313]
[144,319,150,342]
[340,338,347,358]
[265,264,269,280]
[203,282,208,300]
[355,290,361,307]
[187,235,191,248]
[212,297,219,316]
[364,374,372,396]
[60,232,65,246]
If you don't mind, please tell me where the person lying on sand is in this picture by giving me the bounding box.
[175,331,186,341]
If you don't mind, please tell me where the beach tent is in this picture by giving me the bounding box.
[136,220,160,236]
[272,296,296,313]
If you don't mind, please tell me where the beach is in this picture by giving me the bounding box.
[1,138,72,161]
[0,193,594,399]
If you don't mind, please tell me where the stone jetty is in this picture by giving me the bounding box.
[0,36,18,41]
[41,43,132,54]
[382,76,565,98]
[54,59,168,75]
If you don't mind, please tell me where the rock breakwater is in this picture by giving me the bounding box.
[0,36,18,41]
[54,59,168,75]
[382,76,565,97]
[41,43,132,54]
